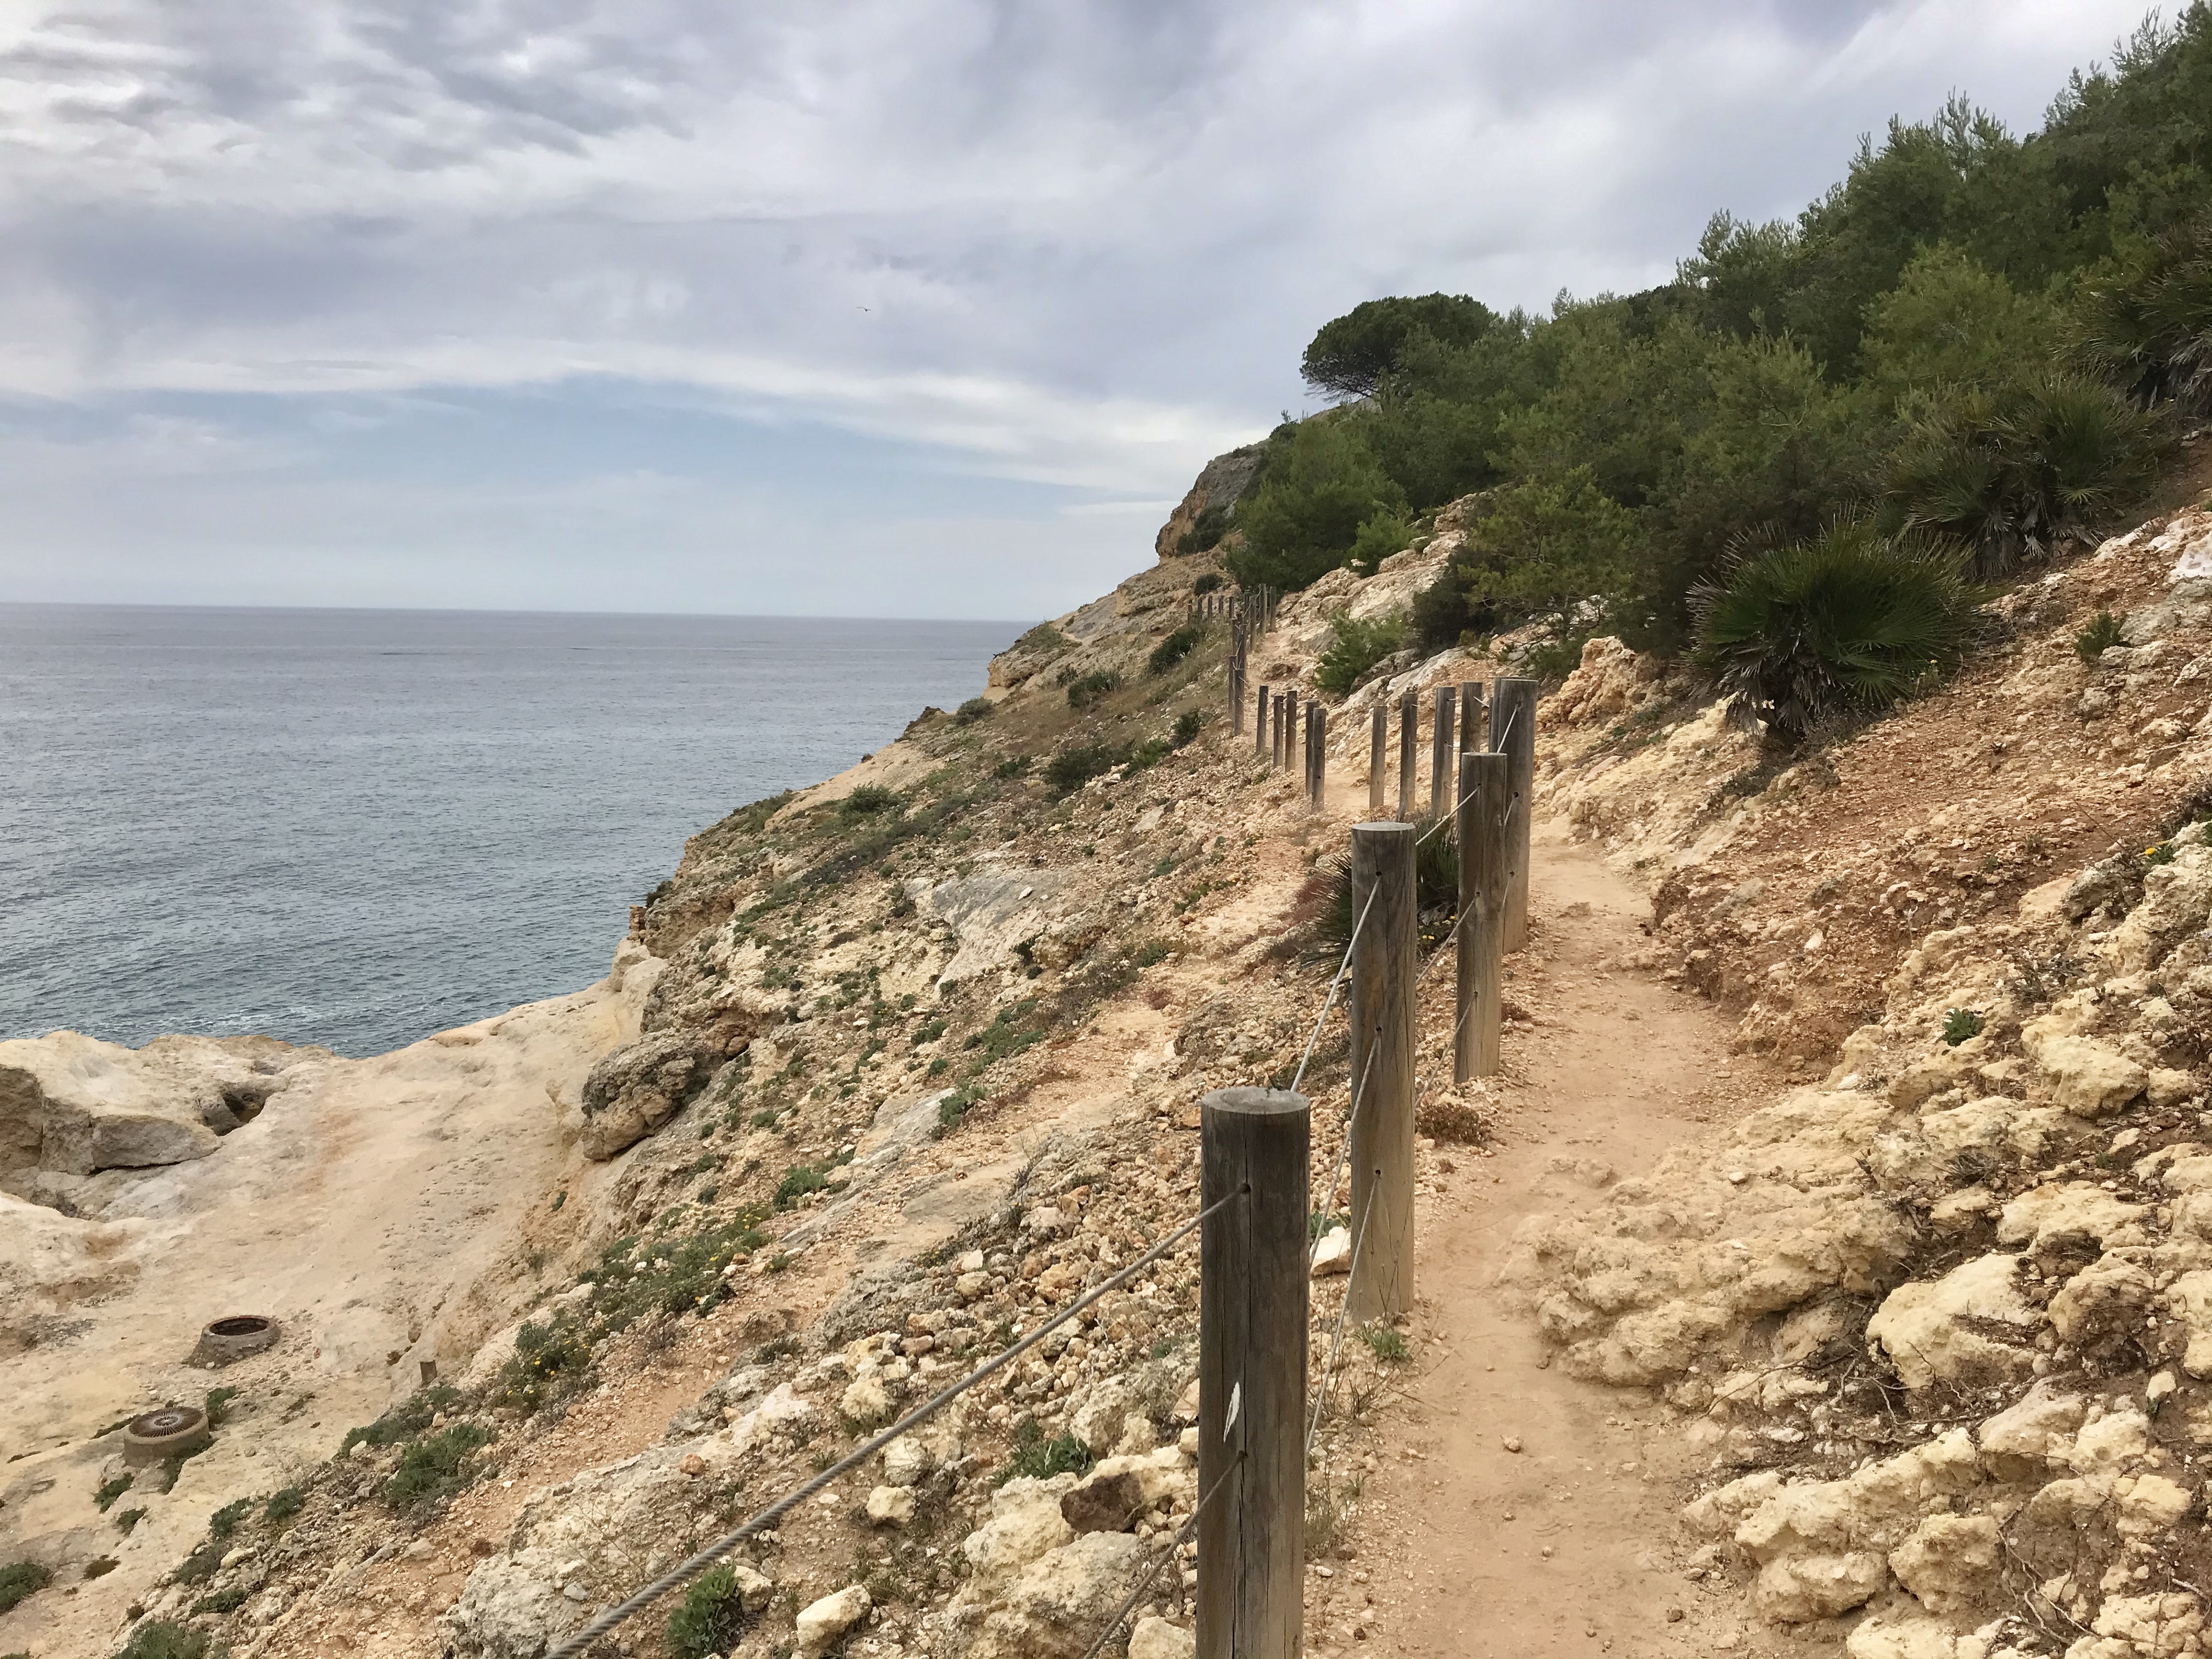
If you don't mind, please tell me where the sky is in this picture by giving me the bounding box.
[0,0,2161,620]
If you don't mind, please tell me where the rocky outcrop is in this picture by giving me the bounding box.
[1153,443,1265,560]
[576,1030,725,1160]
[0,1030,306,1203]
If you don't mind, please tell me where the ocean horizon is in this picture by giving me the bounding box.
[0,601,1026,1057]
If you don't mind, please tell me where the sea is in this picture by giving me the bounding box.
[0,605,1024,1057]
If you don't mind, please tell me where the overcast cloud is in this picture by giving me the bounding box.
[0,0,2157,618]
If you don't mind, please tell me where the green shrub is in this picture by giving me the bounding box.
[1226,419,1408,591]
[1312,610,1406,695]
[492,1318,592,1413]
[1942,1008,1985,1046]
[383,1421,494,1511]
[1346,509,1414,575]
[588,1216,769,1329]
[2077,211,2212,415]
[95,1474,133,1511]
[1358,1324,1410,1362]
[263,1486,305,1526]
[206,1498,252,1542]
[774,1164,828,1208]
[998,1419,1094,1485]
[1172,709,1204,747]
[1065,671,1121,709]
[1691,522,1980,746]
[2075,609,2126,661]
[114,1623,210,1659]
[115,1506,147,1536]
[0,1561,52,1613]
[993,754,1030,780]
[1147,624,1204,675]
[840,785,900,819]
[667,1564,751,1658]
[190,1587,249,1615]
[1891,375,2166,573]
[1013,621,1068,655]
[341,1386,465,1455]
[1192,571,1226,594]
[952,697,995,725]
[1043,743,1126,797]
[203,1387,240,1429]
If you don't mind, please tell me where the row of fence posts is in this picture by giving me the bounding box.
[1188,639,1539,1652]
[1192,584,1276,631]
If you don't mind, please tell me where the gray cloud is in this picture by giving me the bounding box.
[0,0,2155,612]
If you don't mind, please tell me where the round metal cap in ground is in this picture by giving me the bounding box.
[190,1313,280,1368]
[122,1406,211,1467]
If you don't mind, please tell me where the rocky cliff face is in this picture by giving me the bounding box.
[5,456,2210,1659]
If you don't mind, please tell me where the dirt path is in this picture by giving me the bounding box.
[1312,823,1791,1659]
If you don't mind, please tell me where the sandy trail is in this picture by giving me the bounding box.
[1313,823,1789,1659]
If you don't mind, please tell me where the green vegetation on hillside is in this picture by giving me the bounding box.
[1222,9,2212,699]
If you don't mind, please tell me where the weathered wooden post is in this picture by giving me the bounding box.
[1491,676,1538,952]
[1396,691,1417,821]
[1254,682,1269,756]
[1429,686,1456,819]
[1300,703,1318,814]
[1283,689,1298,775]
[1347,822,1416,1323]
[1460,680,1484,751]
[1368,706,1386,815]
[1199,1086,1308,1659]
[1454,746,1509,1082]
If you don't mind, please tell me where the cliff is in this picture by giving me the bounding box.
[1,446,2208,1659]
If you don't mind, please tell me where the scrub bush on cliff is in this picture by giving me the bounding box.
[1300,294,1500,400]
[1223,419,1406,591]
[1691,520,1979,746]
[1889,373,2166,572]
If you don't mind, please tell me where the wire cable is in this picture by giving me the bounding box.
[540,1189,1243,1659]
[1289,885,1375,1096]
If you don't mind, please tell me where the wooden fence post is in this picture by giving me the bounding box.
[1491,676,1538,952]
[1460,680,1484,751]
[1454,747,1509,1082]
[1429,686,1456,820]
[1308,704,1326,810]
[1396,691,1417,821]
[1368,705,1386,815]
[1199,1086,1308,1659]
[1282,690,1298,774]
[1254,682,1269,757]
[1347,822,1416,1324]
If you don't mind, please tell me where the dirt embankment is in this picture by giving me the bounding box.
[3,466,2208,1659]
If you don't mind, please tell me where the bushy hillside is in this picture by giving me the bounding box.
[1217,6,2212,694]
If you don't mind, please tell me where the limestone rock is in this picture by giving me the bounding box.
[1846,1604,1973,1659]
[1310,1226,1351,1276]
[1060,1470,1144,1534]
[795,1584,871,1658]
[1866,1255,2039,1390]
[1070,1379,1142,1455]
[2019,1022,2147,1118]
[1128,1615,1198,1659]
[2089,1590,2203,1657]
[577,1030,722,1159]
[726,1383,819,1457]
[962,1475,1079,1597]
[1977,1383,2086,1472]
[1995,1183,2144,1252]
[1753,1550,1891,1622]
[0,1029,301,1182]
[867,1484,916,1526]
[882,1435,933,1487]
[969,1531,1148,1659]
[1889,1513,1999,1616]
[842,1374,893,1429]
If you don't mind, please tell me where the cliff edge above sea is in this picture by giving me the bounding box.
[4,456,2212,1659]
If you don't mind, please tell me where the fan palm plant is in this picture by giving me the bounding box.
[1890,373,2165,573]
[2076,213,2212,415]
[1691,520,1981,746]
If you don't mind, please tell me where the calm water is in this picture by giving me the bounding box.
[0,606,1021,1056]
